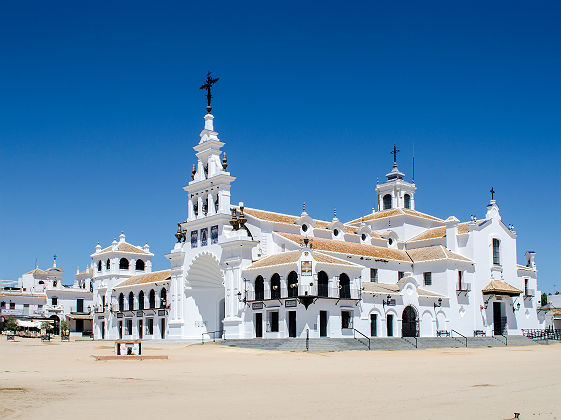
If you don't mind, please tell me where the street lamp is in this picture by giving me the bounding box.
[434,297,443,310]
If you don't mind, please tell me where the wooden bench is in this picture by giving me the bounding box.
[436,330,450,337]
[6,334,15,341]
[41,334,51,342]
[473,330,486,337]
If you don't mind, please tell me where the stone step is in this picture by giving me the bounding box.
[219,335,539,352]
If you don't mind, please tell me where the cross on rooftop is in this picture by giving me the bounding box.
[391,144,400,164]
[200,72,219,112]
[490,187,495,200]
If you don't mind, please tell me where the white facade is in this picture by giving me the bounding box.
[1,258,93,335]
[93,107,542,341]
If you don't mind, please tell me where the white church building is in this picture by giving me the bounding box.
[92,104,542,341]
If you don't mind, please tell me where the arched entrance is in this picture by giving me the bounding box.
[185,252,225,338]
[401,306,418,337]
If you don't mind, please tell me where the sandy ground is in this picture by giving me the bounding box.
[0,338,559,420]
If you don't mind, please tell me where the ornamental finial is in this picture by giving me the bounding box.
[200,72,219,114]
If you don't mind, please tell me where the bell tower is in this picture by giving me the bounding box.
[183,74,235,222]
[375,145,416,211]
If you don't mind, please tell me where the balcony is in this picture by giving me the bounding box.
[456,282,471,293]
[524,289,535,298]
[245,284,360,302]
[45,304,64,312]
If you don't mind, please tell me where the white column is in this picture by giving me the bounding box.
[207,192,215,216]
[197,196,204,219]
[188,197,194,221]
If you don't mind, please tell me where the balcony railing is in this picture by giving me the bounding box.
[456,282,471,292]
[246,285,359,301]
[524,289,535,297]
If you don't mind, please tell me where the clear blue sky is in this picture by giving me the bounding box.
[0,1,559,292]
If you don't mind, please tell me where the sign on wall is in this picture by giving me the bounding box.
[201,228,208,247]
[301,261,312,276]
[211,225,219,244]
[136,311,143,317]
[117,313,124,318]
[158,309,166,316]
[252,302,264,310]
[191,230,198,248]
[285,299,297,308]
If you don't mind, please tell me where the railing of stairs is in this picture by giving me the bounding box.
[451,329,468,347]
[402,336,418,348]
[353,328,371,350]
[493,333,508,346]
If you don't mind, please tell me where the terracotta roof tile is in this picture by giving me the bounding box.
[114,270,171,288]
[276,232,411,262]
[24,268,48,276]
[482,280,522,296]
[245,250,359,270]
[96,242,151,255]
[408,222,470,242]
[407,245,472,263]
[348,208,443,224]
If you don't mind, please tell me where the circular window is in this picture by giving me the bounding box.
[361,234,366,241]
[302,224,308,232]
[333,229,339,236]
[388,238,393,245]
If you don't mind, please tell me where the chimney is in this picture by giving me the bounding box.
[444,216,459,253]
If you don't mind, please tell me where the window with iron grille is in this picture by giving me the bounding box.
[423,272,432,286]
[370,268,378,283]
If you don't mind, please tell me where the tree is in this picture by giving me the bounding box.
[541,293,548,306]
[4,316,18,332]
[40,321,53,334]
[60,320,70,335]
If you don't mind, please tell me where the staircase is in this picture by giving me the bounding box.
[219,335,537,352]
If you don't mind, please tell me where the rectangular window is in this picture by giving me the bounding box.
[0,302,5,308]
[10,302,15,309]
[211,225,219,244]
[146,318,154,335]
[37,304,43,309]
[190,230,198,248]
[341,311,353,329]
[370,268,378,283]
[492,238,500,265]
[424,272,432,286]
[200,228,208,246]
[458,271,463,290]
[398,271,404,280]
[525,279,529,296]
[51,297,58,306]
[126,319,132,335]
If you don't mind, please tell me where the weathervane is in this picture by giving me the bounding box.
[200,72,219,113]
[390,144,400,164]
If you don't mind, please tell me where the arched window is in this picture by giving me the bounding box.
[339,273,351,299]
[271,273,281,300]
[255,276,264,301]
[287,271,298,298]
[318,271,328,297]
[97,261,102,272]
[119,293,124,312]
[138,290,145,310]
[149,289,156,308]
[106,259,110,270]
[383,194,392,210]
[492,238,501,265]
[404,194,411,209]
[128,292,134,311]
[135,259,145,271]
[160,288,167,308]
[119,258,129,270]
